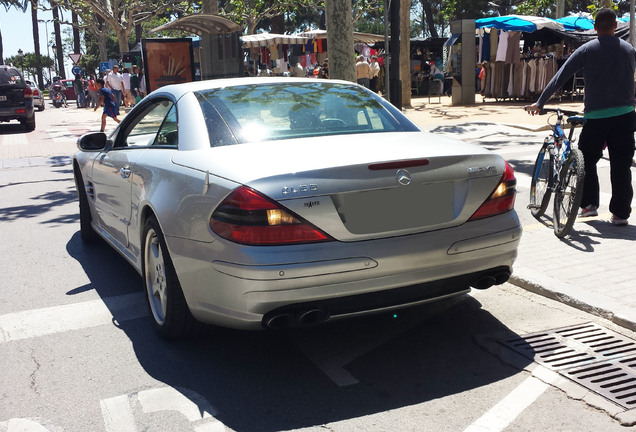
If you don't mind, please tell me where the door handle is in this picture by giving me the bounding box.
[120,165,132,179]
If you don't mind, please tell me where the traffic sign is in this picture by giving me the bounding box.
[71,65,82,76]
[69,53,82,64]
[100,62,110,73]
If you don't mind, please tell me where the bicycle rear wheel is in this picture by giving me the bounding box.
[529,142,554,218]
[553,149,585,238]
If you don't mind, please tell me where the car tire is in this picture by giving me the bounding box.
[143,216,199,339]
[37,103,44,111]
[74,168,99,243]
[24,116,36,132]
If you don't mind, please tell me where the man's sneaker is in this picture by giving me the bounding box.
[578,205,598,217]
[611,214,629,226]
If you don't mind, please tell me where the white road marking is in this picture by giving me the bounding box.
[138,387,215,421]
[101,395,137,432]
[1,134,29,146]
[0,293,147,343]
[463,375,549,432]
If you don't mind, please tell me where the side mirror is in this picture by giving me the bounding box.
[77,132,107,151]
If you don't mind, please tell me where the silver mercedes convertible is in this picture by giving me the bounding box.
[73,77,521,338]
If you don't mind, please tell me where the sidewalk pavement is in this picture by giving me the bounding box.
[405,96,636,333]
[2,96,635,333]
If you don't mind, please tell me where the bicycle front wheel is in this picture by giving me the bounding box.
[553,149,585,238]
[529,142,554,218]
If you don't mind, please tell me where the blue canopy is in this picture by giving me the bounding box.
[555,15,595,31]
[476,15,565,32]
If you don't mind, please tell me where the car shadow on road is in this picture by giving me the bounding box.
[66,232,532,432]
[0,123,29,135]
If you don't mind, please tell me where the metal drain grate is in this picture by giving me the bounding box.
[563,356,636,409]
[500,322,636,409]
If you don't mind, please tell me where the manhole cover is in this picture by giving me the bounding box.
[500,322,636,409]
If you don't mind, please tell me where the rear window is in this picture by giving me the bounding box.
[195,82,418,146]
[0,67,25,87]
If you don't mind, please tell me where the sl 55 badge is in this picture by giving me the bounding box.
[467,166,497,177]
[282,184,318,195]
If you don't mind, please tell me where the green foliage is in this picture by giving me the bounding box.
[4,52,54,80]
[515,0,555,16]
[587,0,619,17]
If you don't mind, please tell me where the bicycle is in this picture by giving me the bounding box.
[528,108,586,238]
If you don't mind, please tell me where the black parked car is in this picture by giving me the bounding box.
[0,65,36,131]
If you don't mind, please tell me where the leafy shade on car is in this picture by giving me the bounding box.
[73,78,521,338]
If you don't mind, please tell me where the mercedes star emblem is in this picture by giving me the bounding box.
[396,169,412,186]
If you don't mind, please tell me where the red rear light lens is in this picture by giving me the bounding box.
[23,87,33,98]
[468,161,517,221]
[210,186,332,245]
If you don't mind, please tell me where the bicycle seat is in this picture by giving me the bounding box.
[567,116,586,125]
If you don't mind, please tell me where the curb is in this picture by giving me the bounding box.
[509,266,636,334]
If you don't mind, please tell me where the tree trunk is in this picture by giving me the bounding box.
[96,14,108,62]
[0,29,4,65]
[201,0,218,14]
[52,2,65,79]
[421,0,438,38]
[116,28,130,54]
[31,0,44,87]
[72,12,81,55]
[271,14,285,34]
[135,23,142,45]
[325,0,355,82]
[400,0,411,106]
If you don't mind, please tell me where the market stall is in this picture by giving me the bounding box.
[476,15,567,101]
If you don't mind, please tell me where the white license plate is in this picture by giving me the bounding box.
[0,96,6,101]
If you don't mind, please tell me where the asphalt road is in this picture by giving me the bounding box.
[0,101,633,432]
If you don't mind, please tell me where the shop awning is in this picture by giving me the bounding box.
[556,14,595,31]
[299,29,386,44]
[149,14,242,35]
[476,15,565,32]
[240,33,310,48]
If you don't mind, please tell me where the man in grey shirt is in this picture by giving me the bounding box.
[526,8,636,225]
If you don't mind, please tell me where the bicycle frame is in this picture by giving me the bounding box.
[543,109,583,189]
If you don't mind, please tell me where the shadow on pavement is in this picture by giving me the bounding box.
[66,231,532,432]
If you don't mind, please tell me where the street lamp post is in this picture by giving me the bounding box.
[17,49,24,75]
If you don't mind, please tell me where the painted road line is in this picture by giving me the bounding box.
[0,292,147,343]
[101,394,137,432]
[1,133,29,146]
[463,375,549,432]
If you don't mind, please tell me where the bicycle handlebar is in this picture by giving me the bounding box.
[537,107,581,117]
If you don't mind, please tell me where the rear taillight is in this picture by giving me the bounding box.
[210,186,332,245]
[23,87,33,98]
[468,161,516,221]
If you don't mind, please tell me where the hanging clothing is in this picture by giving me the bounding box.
[490,29,498,62]
[496,30,509,62]
[506,32,521,64]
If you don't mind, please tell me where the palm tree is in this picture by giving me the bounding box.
[51,0,65,78]
[31,0,45,87]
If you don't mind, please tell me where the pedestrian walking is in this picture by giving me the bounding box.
[355,55,371,88]
[130,65,140,105]
[122,68,133,108]
[525,8,636,226]
[74,74,86,108]
[94,78,121,132]
[87,75,99,108]
[105,64,125,114]
[369,56,380,92]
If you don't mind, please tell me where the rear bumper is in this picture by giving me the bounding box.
[0,105,34,122]
[166,211,521,330]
